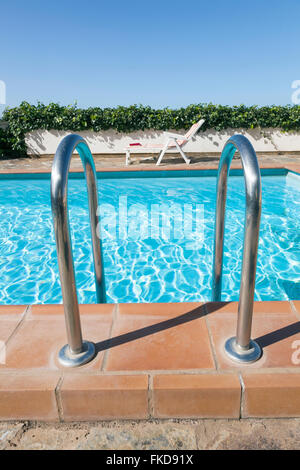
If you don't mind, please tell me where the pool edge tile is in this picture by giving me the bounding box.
[59,374,149,421]
[0,305,28,315]
[30,303,115,316]
[292,301,300,317]
[205,301,294,316]
[241,372,300,418]
[206,310,300,371]
[118,302,204,317]
[105,312,215,372]
[152,373,241,419]
[0,373,61,421]
[1,307,113,371]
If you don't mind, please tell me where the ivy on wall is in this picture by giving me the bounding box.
[1,102,300,158]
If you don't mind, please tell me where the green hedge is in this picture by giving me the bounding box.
[0,127,21,159]
[1,102,300,158]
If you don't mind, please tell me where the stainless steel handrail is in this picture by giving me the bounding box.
[212,134,262,363]
[51,134,106,367]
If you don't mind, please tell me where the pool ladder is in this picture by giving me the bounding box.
[51,133,262,367]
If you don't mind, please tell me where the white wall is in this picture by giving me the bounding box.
[24,128,300,156]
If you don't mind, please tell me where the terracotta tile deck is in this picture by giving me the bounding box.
[0,301,299,421]
[105,303,214,371]
[0,154,299,174]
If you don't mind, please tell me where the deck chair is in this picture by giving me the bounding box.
[125,118,205,166]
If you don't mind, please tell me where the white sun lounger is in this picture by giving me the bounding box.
[125,118,205,166]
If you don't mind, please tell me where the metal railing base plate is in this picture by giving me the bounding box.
[224,337,262,364]
[58,340,96,368]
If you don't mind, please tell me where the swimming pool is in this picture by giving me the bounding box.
[0,169,299,305]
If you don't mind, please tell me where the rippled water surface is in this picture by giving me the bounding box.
[0,170,299,304]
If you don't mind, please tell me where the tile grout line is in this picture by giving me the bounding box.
[100,303,119,372]
[238,373,245,419]
[4,305,31,348]
[148,374,154,418]
[290,301,300,321]
[204,305,219,371]
[54,375,65,422]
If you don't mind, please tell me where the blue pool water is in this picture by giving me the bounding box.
[0,169,299,304]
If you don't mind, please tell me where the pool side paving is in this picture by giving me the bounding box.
[0,151,300,174]
[0,301,300,421]
[0,158,299,421]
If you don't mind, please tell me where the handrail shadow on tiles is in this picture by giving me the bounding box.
[212,134,262,363]
[51,134,106,367]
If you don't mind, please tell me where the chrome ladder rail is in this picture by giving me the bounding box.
[212,134,262,363]
[51,134,106,367]
[51,133,262,367]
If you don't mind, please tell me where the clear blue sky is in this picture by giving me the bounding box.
[0,0,299,113]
